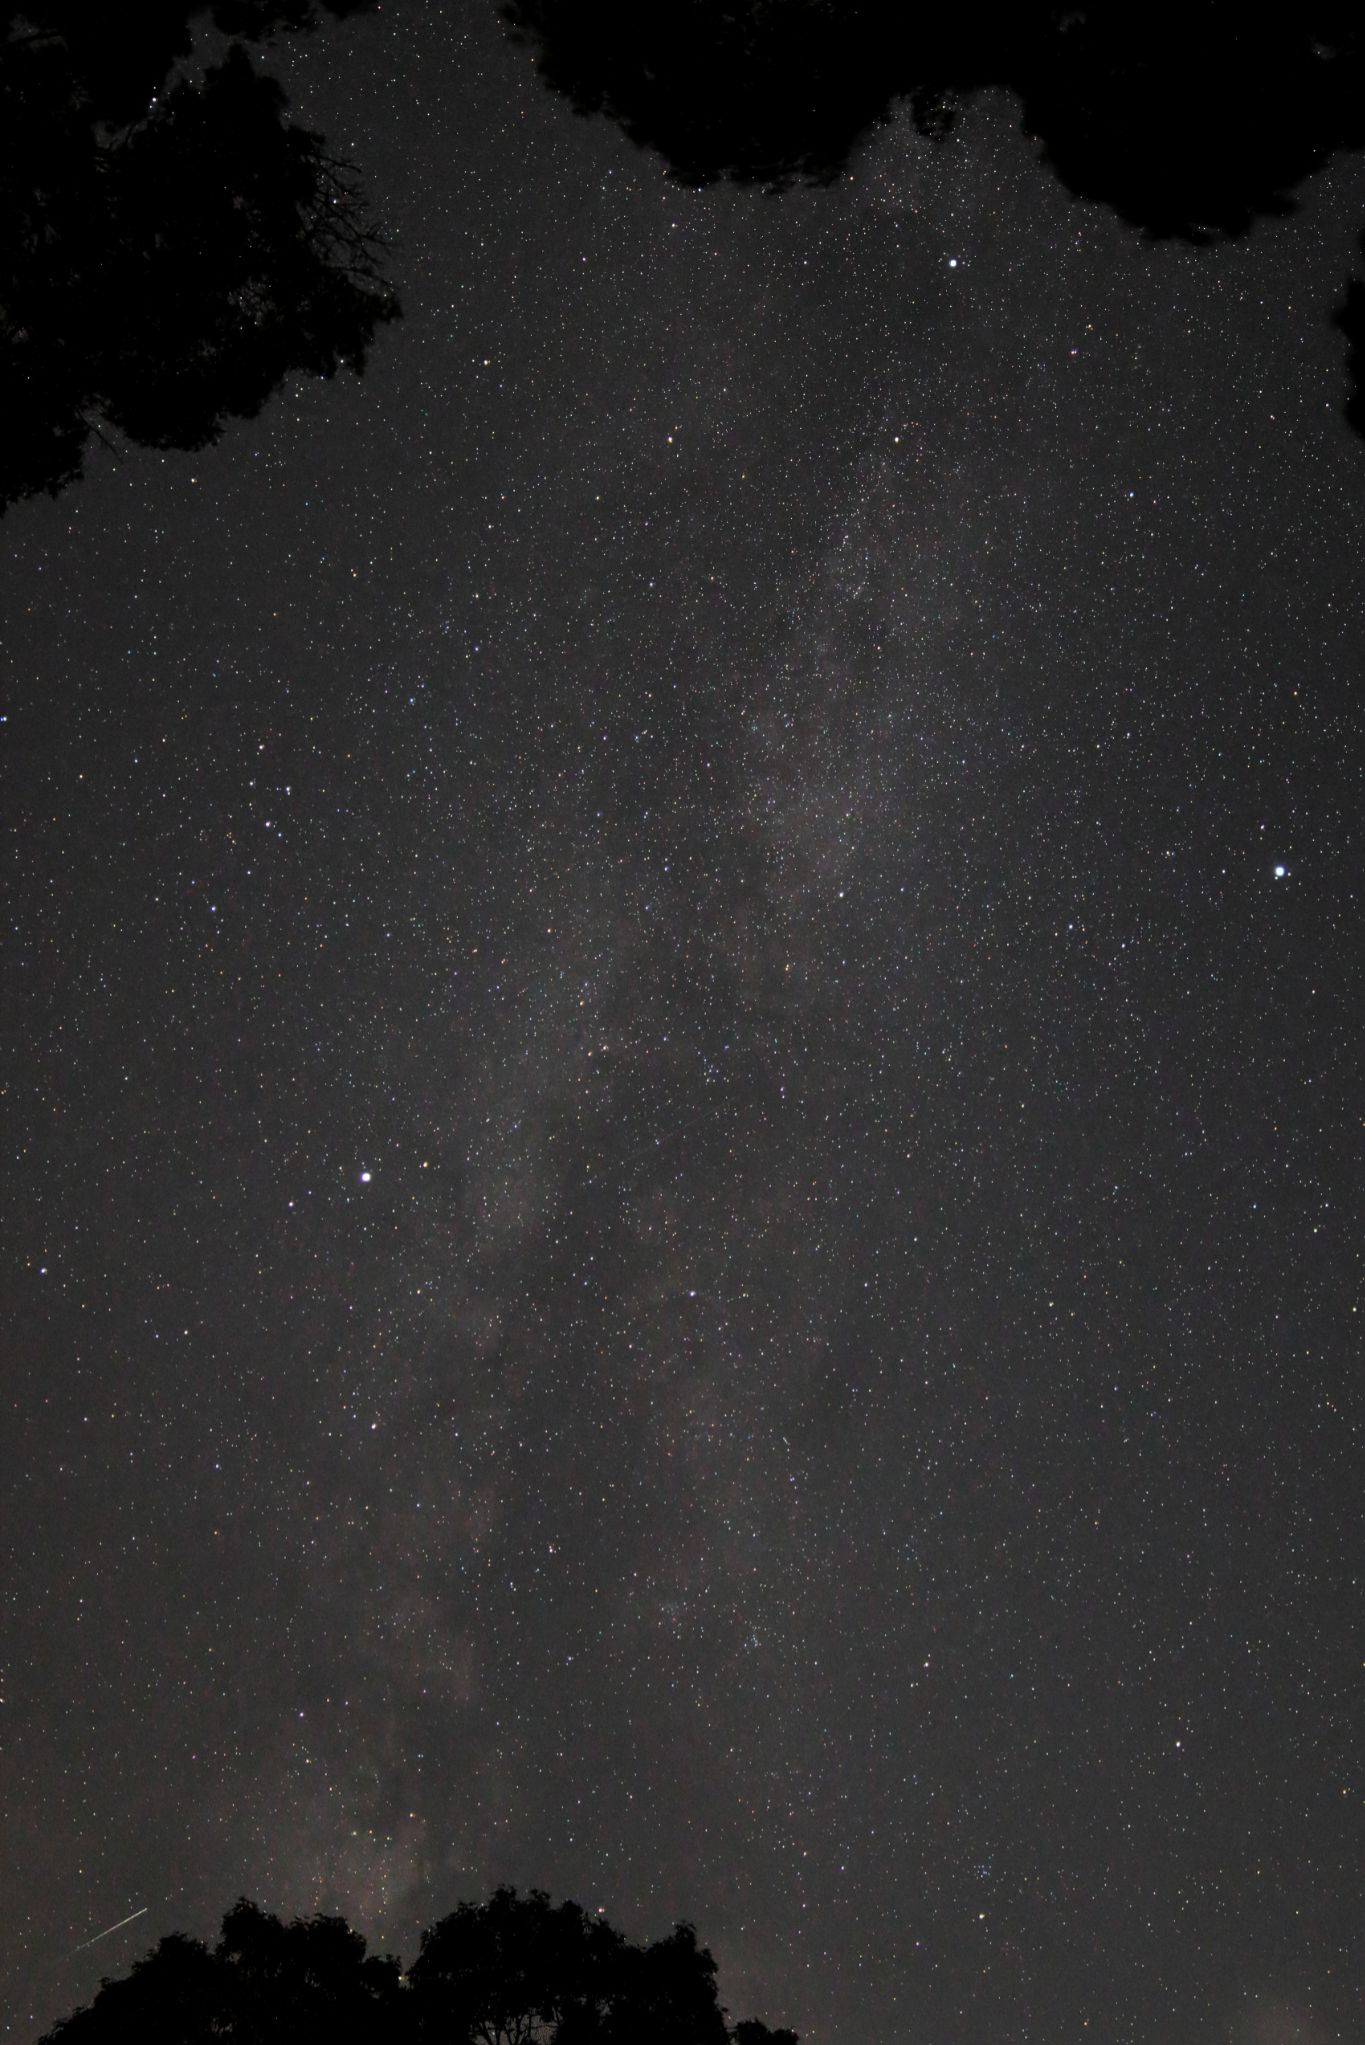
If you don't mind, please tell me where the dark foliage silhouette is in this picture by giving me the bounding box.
[503,0,909,191]
[0,2,398,511]
[500,1,1365,431]
[1011,6,1365,240]
[499,1,1365,229]
[40,1891,798,2045]
[1335,245,1365,433]
[40,1902,401,2045]
[406,1889,744,2045]
[408,1889,624,2045]
[733,2024,798,2045]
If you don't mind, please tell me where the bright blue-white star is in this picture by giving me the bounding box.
[1273,864,1288,879]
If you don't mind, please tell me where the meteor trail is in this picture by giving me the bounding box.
[70,1907,147,1956]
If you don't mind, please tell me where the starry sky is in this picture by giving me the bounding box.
[2,5,1362,2043]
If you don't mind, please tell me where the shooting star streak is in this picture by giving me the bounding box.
[70,1907,147,1956]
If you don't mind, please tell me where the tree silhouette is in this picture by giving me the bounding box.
[501,0,909,191]
[1334,247,1365,433]
[40,1891,797,2045]
[40,1934,224,2045]
[40,1901,402,2045]
[408,1888,623,2045]
[500,1,1365,433]
[0,2,398,512]
[733,2024,799,2045]
[499,2,1365,228]
[213,1898,402,2045]
[407,1889,741,2045]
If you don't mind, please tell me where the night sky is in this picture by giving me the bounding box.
[2,5,1362,2043]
